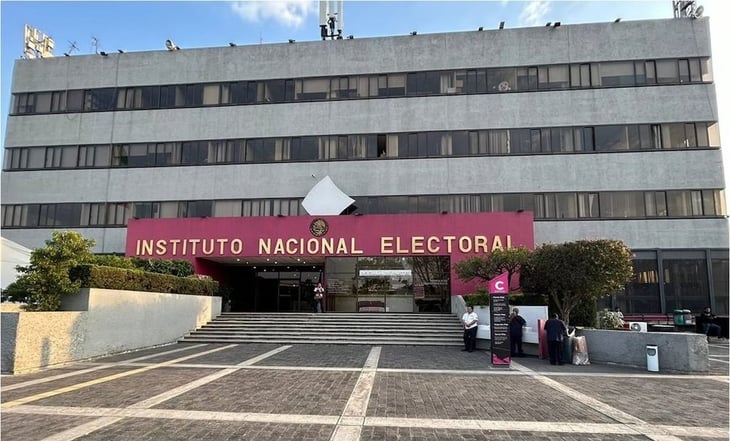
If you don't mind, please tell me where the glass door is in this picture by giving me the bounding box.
[278,279,300,312]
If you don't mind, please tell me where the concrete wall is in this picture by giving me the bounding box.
[577,328,709,373]
[1,288,221,374]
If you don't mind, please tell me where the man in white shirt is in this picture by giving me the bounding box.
[461,306,479,352]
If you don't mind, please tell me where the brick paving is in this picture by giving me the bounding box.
[76,420,335,441]
[155,369,359,415]
[367,372,616,422]
[31,367,215,408]
[1,341,728,441]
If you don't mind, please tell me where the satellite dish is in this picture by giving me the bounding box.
[695,5,704,17]
[165,39,179,51]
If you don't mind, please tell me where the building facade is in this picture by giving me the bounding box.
[2,17,728,314]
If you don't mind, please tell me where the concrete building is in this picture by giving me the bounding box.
[2,17,727,314]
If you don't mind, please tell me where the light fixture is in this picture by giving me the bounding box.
[614,18,621,23]
[478,26,484,31]
[354,212,363,216]
[99,51,108,56]
[117,49,124,53]
[499,21,505,29]
[410,31,417,36]
[229,42,237,47]
[165,39,180,51]
[553,22,561,28]
[277,214,285,217]
[288,39,296,43]
[545,22,551,27]
[441,210,448,215]
[517,209,525,213]
[63,53,70,57]
[347,35,354,39]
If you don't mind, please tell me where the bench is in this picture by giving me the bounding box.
[622,313,675,325]
[357,301,387,312]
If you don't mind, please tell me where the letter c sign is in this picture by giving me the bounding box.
[495,280,506,292]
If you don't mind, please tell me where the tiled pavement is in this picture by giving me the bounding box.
[1,341,728,441]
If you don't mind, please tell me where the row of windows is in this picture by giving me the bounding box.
[11,57,712,115]
[3,122,719,171]
[2,190,725,228]
[598,249,729,315]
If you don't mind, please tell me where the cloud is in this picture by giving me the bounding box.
[519,1,551,26]
[231,1,316,28]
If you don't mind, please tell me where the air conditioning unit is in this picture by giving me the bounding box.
[629,322,648,333]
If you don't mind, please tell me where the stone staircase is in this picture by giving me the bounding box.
[179,312,464,346]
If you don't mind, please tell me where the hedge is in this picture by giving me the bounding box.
[70,265,218,296]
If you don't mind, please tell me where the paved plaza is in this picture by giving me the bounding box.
[1,341,728,441]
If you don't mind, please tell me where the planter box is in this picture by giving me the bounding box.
[577,328,709,373]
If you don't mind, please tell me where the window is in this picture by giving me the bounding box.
[82,203,106,226]
[595,126,629,150]
[181,141,208,165]
[598,61,635,86]
[645,191,668,217]
[599,192,646,218]
[662,251,709,313]
[214,200,242,217]
[487,68,516,92]
[85,88,115,111]
[555,193,578,218]
[202,84,220,105]
[27,147,46,169]
[299,78,330,100]
[35,92,52,113]
[179,201,213,218]
[577,193,599,218]
[14,93,35,114]
[134,202,160,219]
[78,145,110,167]
[656,59,679,83]
[106,203,130,225]
[517,67,538,90]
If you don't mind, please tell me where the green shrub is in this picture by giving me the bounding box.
[86,254,136,269]
[463,288,490,307]
[15,231,95,311]
[131,258,194,277]
[70,265,218,296]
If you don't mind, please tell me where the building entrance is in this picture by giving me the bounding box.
[224,265,323,312]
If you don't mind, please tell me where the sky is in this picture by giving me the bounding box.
[0,0,728,187]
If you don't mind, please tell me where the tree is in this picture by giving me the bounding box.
[520,239,633,325]
[454,246,531,292]
[12,231,95,311]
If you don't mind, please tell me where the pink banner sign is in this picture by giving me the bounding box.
[488,272,509,294]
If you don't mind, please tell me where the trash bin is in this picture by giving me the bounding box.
[646,344,659,372]
[682,309,693,324]
[673,309,685,325]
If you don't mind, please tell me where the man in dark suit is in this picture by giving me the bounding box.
[544,313,567,365]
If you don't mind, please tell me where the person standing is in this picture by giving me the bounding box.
[509,307,527,357]
[461,306,479,352]
[313,282,325,313]
[544,313,567,365]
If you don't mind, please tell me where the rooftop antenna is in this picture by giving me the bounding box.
[91,36,100,54]
[319,1,344,40]
[67,40,79,54]
[23,24,55,59]
[673,0,704,18]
